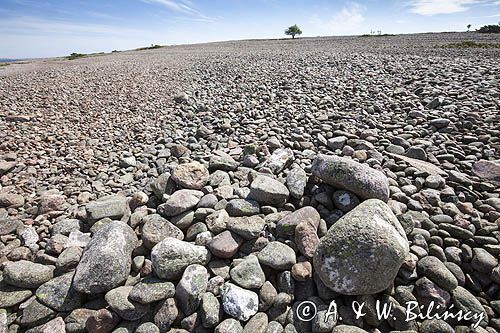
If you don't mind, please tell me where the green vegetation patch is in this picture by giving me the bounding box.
[67,53,86,60]
[443,41,500,49]
[359,34,396,37]
[136,44,163,51]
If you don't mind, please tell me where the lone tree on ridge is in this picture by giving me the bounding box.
[467,24,471,32]
[285,24,302,39]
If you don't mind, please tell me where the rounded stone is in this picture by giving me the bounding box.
[313,199,409,295]
[171,162,210,190]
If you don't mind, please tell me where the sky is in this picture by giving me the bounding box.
[1,0,499,59]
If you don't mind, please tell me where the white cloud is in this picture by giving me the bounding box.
[141,0,215,22]
[309,3,366,35]
[409,0,482,15]
[0,16,146,37]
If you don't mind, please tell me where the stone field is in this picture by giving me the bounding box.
[0,32,499,332]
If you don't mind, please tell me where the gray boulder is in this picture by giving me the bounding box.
[314,199,409,295]
[151,237,211,280]
[105,286,149,321]
[221,283,258,322]
[248,175,289,207]
[36,272,82,311]
[73,221,138,294]
[4,260,54,289]
[312,154,390,202]
[141,214,183,249]
[85,195,129,222]
[176,264,208,315]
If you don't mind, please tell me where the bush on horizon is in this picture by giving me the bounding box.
[67,53,86,60]
[477,24,500,33]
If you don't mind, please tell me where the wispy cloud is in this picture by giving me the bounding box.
[0,16,146,37]
[141,0,215,22]
[310,3,365,35]
[409,0,483,15]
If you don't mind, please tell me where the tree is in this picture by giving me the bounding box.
[467,24,471,32]
[285,24,302,39]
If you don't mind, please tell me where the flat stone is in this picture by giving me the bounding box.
[312,154,390,202]
[0,282,32,307]
[85,195,128,222]
[4,260,54,289]
[129,277,175,304]
[226,199,260,216]
[226,215,266,240]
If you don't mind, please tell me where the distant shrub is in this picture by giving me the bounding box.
[477,24,500,33]
[67,53,86,60]
[359,34,395,37]
[136,44,163,51]
[444,41,500,48]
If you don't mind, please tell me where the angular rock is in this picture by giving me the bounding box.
[314,199,409,295]
[230,255,266,289]
[207,230,243,258]
[105,286,149,321]
[286,167,307,199]
[258,148,294,174]
[312,154,390,202]
[73,221,138,294]
[175,264,208,315]
[141,214,184,249]
[221,283,258,321]
[276,206,319,239]
[36,272,82,311]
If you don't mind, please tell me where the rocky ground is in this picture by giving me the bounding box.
[0,32,499,333]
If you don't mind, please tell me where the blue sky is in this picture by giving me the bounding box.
[1,0,499,58]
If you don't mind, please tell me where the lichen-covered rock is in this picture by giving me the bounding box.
[221,283,258,322]
[72,221,138,294]
[312,154,390,202]
[151,237,211,280]
[314,199,409,295]
[171,162,210,190]
[4,260,54,289]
